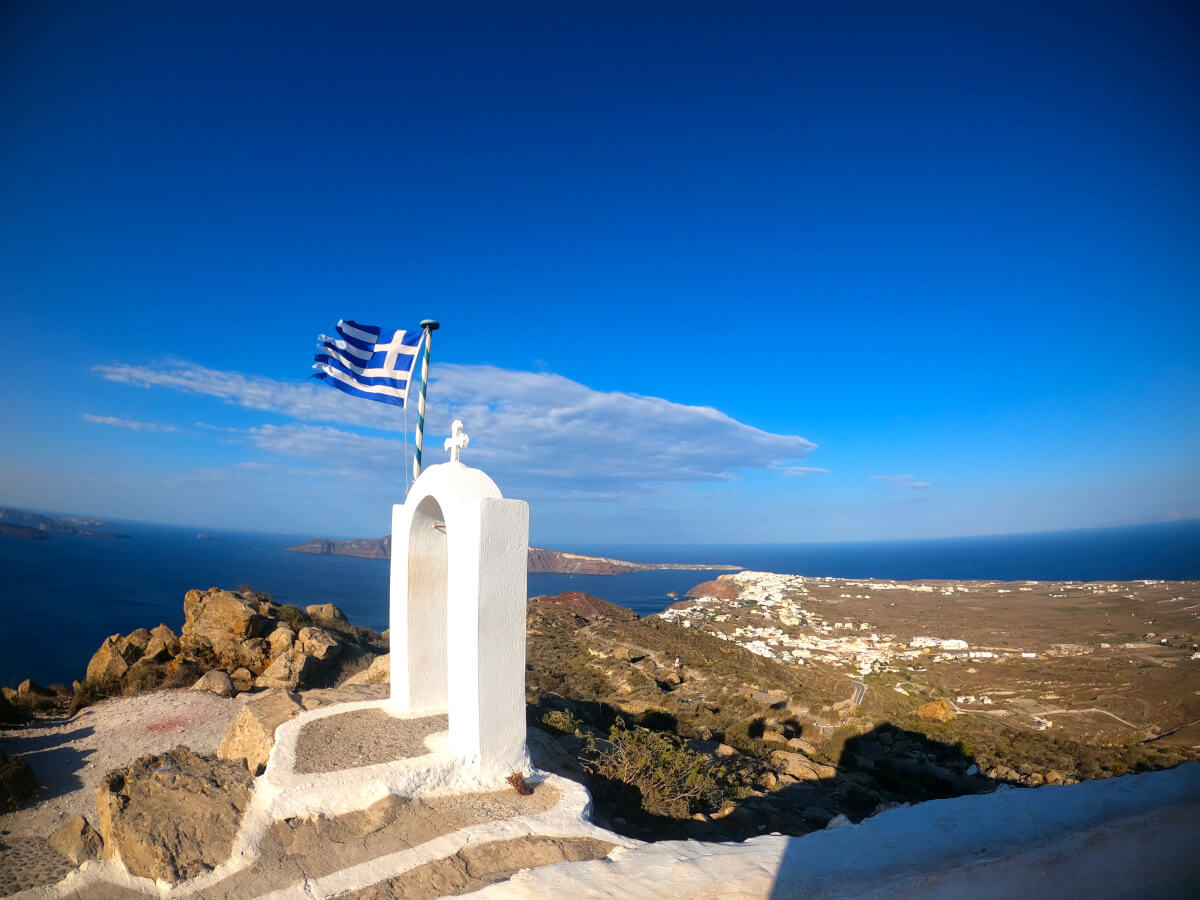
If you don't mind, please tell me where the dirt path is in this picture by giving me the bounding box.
[0,689,241,838]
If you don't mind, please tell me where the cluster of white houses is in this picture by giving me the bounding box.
[658,571,1045,677]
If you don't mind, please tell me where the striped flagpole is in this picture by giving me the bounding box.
[412,319,439,481]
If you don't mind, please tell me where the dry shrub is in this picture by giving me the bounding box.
[586,719,732,818]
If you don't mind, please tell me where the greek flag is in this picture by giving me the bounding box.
[313,320,423,406]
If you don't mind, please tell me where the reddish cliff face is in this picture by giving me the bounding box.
[685,578,742,600]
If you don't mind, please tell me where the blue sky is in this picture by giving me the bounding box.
[2,1,1198,544]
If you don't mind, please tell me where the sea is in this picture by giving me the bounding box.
[2,518,1198,689]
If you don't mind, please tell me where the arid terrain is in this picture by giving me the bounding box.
[524,574,1200,840]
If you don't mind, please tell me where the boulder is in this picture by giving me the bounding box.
[229,667,255,692]
[916,700,957,723]
[1045,770,1066,785]
[181,588,269,658]
[266,624,296,658]
[17,678,50,697]
[143,624,181,662]
[769,750,836,781]
[119,628,152,661]
[254,649,320,692]
[305,603,349,628]
[94,746,253,883]
[341,653,390,686]
[190,670,234,698]
[217,690,302,775]
[50,815,103,865]
[297,626,340,661]
[787,737,818,757]
[0,747,37,810]
[85,635,131,683]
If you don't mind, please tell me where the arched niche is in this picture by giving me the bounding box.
[389,459,529,778]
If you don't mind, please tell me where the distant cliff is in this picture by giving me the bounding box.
[0,506,128,540]
[287,535,739,575]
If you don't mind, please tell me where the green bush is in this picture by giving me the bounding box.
[541,708,583,734]
[586,719,731,818]
[275,604,312,631]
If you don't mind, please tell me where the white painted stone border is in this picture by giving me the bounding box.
[19,700,630,900]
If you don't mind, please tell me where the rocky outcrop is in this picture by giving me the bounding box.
[917,700,957,723]
[306,603,350,627]
[49,816,103,865]
[217,690,303,775]
[684,577,742,601]
[143,624,180,662]
[85,635,133,682]
[94,746,253,882]
[72,590,385,706]
[181,588,272,669]
[770,750,836,781]
[287,536,391,558]
[342,653,390,686]
[255,649,321,691]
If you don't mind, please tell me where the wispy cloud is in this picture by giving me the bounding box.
[871,474,932,489]
[782,466,829,477]
[81,413,177,433]
[95,360,818,491]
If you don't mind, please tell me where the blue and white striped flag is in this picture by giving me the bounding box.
[313,319,424,406]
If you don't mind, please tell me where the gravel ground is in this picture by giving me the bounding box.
[294,710,448,774]
[0,689,242,839]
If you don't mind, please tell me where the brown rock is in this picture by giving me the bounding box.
[305,603,349,628]
[119,628,152,661]
[769,750,836,781]
[85,635,130,683]
[230,667,255,692]
[181,588,268,657]
[916,700,957,723]
[217,689,302,774]
[266,624,296,658]
[191,670,234,698]
[714,743,738,757]
[16,679,50,697]
[255,649,320,691]
[94,746,252,883]
[787,737,818,756]
[1045,770,1066,785]
[297,626,340,661]
[50,815,103,865]
[342,654,390,686]
[143,624,181,662]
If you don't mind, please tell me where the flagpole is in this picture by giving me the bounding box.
[412,319,439,481]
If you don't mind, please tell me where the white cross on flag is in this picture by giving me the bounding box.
[313,319,424,406]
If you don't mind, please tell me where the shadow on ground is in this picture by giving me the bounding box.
[529,714,997,844]
[0,724,95,804]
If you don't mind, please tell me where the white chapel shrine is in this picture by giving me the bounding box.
[387,421,530,779]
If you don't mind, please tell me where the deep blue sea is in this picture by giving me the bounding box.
[2,518,1198,689]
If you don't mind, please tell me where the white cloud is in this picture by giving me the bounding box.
[95,360,817,491]
[782,466,829,477]
[871,474,932,489]
[81,413,177,433]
